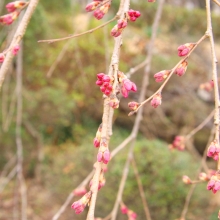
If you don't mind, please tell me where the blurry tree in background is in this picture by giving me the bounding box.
[0,0,220,220]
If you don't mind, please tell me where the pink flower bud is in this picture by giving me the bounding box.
[128,9,141,22]
[93,125,102,148]
[109,97,119,109]
[207,140,220,161]
[97,149,110,164]
[148,0,156,2]
[154,70,170,82]
[93,3,110,20]
[73,187,87,196]
[128,210,137,220]
[97,73,105,79]
[85,1,100,12]
[151,93,162,108]
[177,43,195,57]
[120,204,128,214]
[96,80,103,86]
[0,53,5,63]
[128,102,140,111]
[111,20,127,37]
[199,172,209,181]
[200,80,214,92]
[0,11,20,25]
[6,1,27,12]
[12,45,20,55]
[175,61,188,76]
[207,174,220,194]
[182,175,192,184]
[120,78,137,98]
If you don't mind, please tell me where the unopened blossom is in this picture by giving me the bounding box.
[93,124,102,148]
[85,1,100,12]
[177,43,195,57]
[182,175,192,184]
[207,174,220,194]
[93,3,110,20]
[0,11,20,25]
[128,101,140,111]
[12,45,20,55]
[207,140,220,161]
[71,191,92,214]
[111,19,127,37]
[175,60,188,76]
[6,1,27,12]
[148,0,156,2]
[200,80,214,92]
[128,210,137,220]
[120,204,128,214]
[97,148,110,164]
[109,97,119,109]
[169,135,185,151]
[199,172,210,181]
[151,93,162,108]
[73,187,87,196]
[0,53,5,63]
[96,73,113,96]
[154,70,170,82]
[128,9,141,22]
[121,78,137,98]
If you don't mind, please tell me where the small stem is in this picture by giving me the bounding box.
[38,17,117,44]
[212,0,220,7]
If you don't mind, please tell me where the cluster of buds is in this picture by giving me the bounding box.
[207,140,220,161]
[96,73,113,96]
[177,43,195,57]
[97,145,110,164]
[175,60,188,77]
[90,169,106,190]
[207,172,220,194]
[0,1,29,25]
[118,71,137,98]
[120,203,137,220]
[85,0,110,20]
[151,93,162,108]
[200,80,214,92]
[127,9,141,22]
[182,175,192,184]
[154,70,171,82]
[71,191,92,214]
[73,187,87,196]
[93,124,102,148]
[0,44,20,64]
[111,19,127,37]
[169,136,185,151]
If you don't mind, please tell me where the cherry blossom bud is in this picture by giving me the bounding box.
[128,9,141,22]
[97,149,110,164]
[177,43,195,57]
[0,11,20,25]
[151,93,162,108]
[93,125,102,148]
[175,60,188,76]
[97,73,105,79]
[200,80,214,92]
[73,187,87,196]
[71,191,92,214]
[207,140,220,161]
[182,175,192,184]
[121,78,137,98]
[128,102,140,111]
[6,1,27,13]
[0,53,5,63]
[120,204,128,214]
[148,0,156,2]
[128,210,137,220]
[199,172,210,181]
[154,70,170,82]
[93,3,110,20]
[109,97,119,109]
[12,45,20,55]
[170,135,185,151]
[111,20,127,37]
[85,1,100,12]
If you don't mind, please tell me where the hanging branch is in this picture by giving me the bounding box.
[111,0,165,219]
[0,0,39,90]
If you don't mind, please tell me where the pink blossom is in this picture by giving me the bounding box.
[175,60,188,76]
[200,80,214,92]
[111,20,127,37]
[97,149,110,164]
[128,9,141,22]
[71,191,92,214]
[73,187,87,196]
[93,3,110,20]
[170,135,185,151]
[199,172,210,181]
[93,125,102,148]
[148,0,156,2]
[12,45,20,55]
[96,73,113,96]
[0,53,5,63]
[6,1,27,12]
[177,43,195,57]
[128,210,137,220]
[120,204,128,214]
[207,174,220,194]
[151,93,162,108]
[85,1,100,12]
[109,97,119,109]
[207,140,220,161]
[128,102,139,111]
[154,70,170,82]
[121,78,137,98]
[0,11,20,25]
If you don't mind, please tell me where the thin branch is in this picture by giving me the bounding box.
[212,0,220,7]
[128,34,208,116]
[38,17,117,44]
[205,0,220,170]
[111,0,165,219]
[131,157,152,220]
[0,0,39,90]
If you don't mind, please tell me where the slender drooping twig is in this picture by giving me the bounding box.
[111,1,165,219]
[205,0,220,170]
[38,17,117,44]
[0,0,39,90]
[128,34,208,116]
[131,157,152,220]
[212,0,220,7]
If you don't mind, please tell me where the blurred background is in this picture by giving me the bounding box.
[0,0,220,219]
